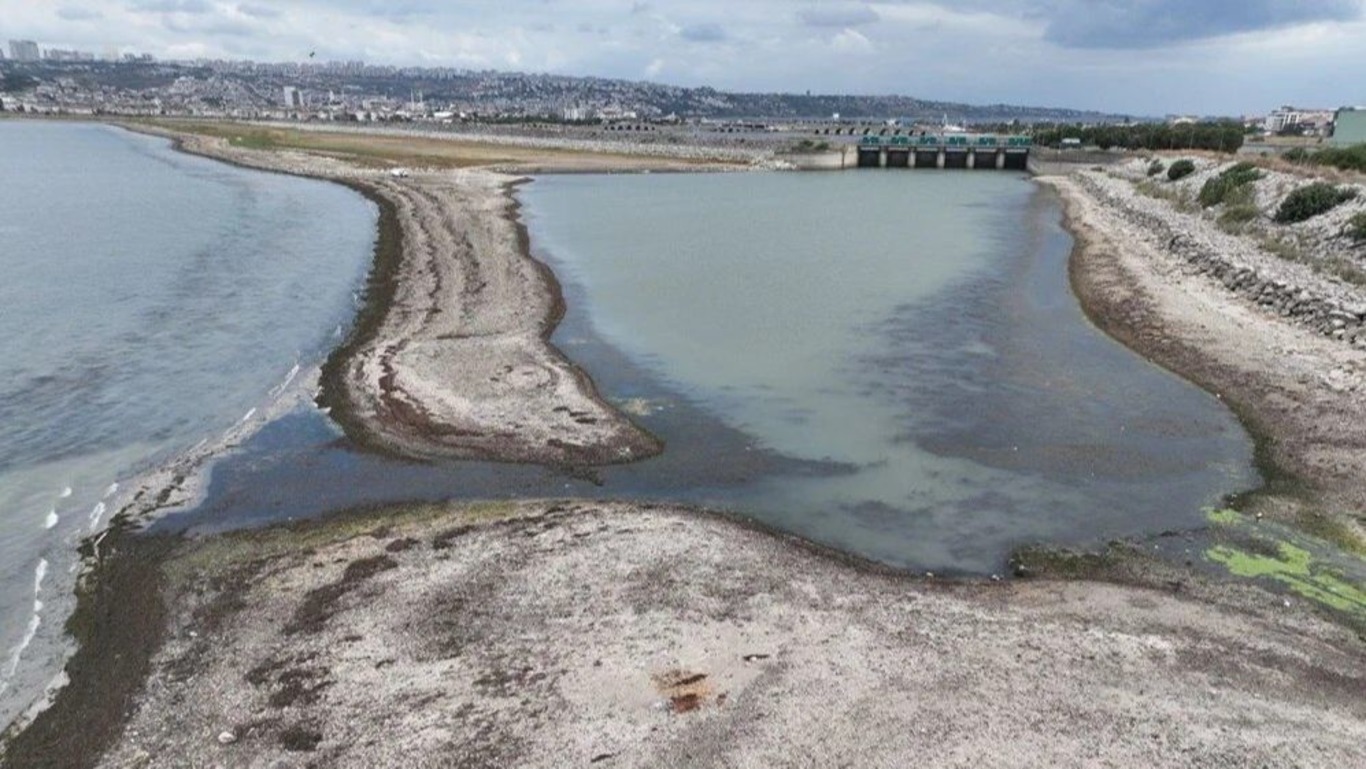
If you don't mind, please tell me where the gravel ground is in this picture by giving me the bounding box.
[89,501,1366,769]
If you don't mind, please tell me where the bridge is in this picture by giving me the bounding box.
[854,134,1031,170]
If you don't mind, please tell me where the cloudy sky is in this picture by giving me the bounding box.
[3,1,1364,116]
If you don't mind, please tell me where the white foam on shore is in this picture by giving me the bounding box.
[58,487,72,499]
[269,363,302,399]
[88,501,106,532]
[43,510,59,530]
[4,614,41,678]
[103,482,119,499]
[239,408,257,425]
[34,559,48,596]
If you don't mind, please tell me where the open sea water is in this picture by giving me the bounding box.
[0,121,376,728]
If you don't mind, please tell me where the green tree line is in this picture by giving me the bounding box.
[1030,122,1245,153]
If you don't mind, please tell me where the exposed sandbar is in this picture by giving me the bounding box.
[134,126,664,466]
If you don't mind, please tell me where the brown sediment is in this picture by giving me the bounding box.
[1041,172,1366,547]
[0,523,174,769]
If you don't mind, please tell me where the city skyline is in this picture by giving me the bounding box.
[1,1,1365,118]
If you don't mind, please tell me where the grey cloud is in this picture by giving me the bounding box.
[237,3,281,18]
[798,4,879,28]
[961,0,1364,49]
[679,22,726,42]
[129,0,212,12]
[57,6,104,20]
[163,17,257,36]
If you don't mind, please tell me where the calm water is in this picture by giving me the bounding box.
[0,138,1259,728]
[523,172,1257,567]
[166,170,1256,576]
[0,121,376,727]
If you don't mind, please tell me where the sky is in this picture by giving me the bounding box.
[2,0,1364,116]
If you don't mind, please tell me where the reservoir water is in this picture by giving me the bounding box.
[167,170,1257,576]
[0,121,377,727]
[0,132,1258,728]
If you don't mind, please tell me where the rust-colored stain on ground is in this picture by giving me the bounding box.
[652,669,719,714]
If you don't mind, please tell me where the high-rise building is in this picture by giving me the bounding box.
[282,86,303,109]
[8,40,41,62]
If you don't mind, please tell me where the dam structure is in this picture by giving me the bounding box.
[854,134,1031,170]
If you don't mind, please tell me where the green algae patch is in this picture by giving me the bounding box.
[1204,506,1366,623]
[1206,508,1242,526]
[1206,543,1366,616]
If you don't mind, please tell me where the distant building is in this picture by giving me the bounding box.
[44,48,95,62]
[282,85,303,109]
[1332,107,1366,146]
[1265,105,1334,136]
[8,40,40,62]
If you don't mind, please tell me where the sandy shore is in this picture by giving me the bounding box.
[3,128,1364,767]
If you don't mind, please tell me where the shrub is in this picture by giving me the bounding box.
[1282,147,1311,164]
[1146,159,1165,176]
[1306,144,1366,173]
[1274,183,1358,223]
[1167,159,1196,181]
[1347,212,1366,243]
[1198,162,1263,207]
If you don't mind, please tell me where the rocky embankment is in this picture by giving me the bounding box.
[1076,165,1366,348]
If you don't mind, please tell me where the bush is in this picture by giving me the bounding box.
[1305,144,1366,173]
[1167,159,1196,181]
[1282,147,1311,164]
[1198,162,1263,207]
[1274,183,1358,224]
[1346,212,1366,243]
[1147,159,1165,176]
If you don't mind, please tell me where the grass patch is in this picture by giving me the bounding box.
[1283,143,1366,173]
[1346,211,1366,243]
[140,119,723,171]
[1146,158,1165,176]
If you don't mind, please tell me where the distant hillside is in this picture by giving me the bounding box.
[0,59,1132,124]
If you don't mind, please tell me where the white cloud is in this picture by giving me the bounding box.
[830,28,873,53]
